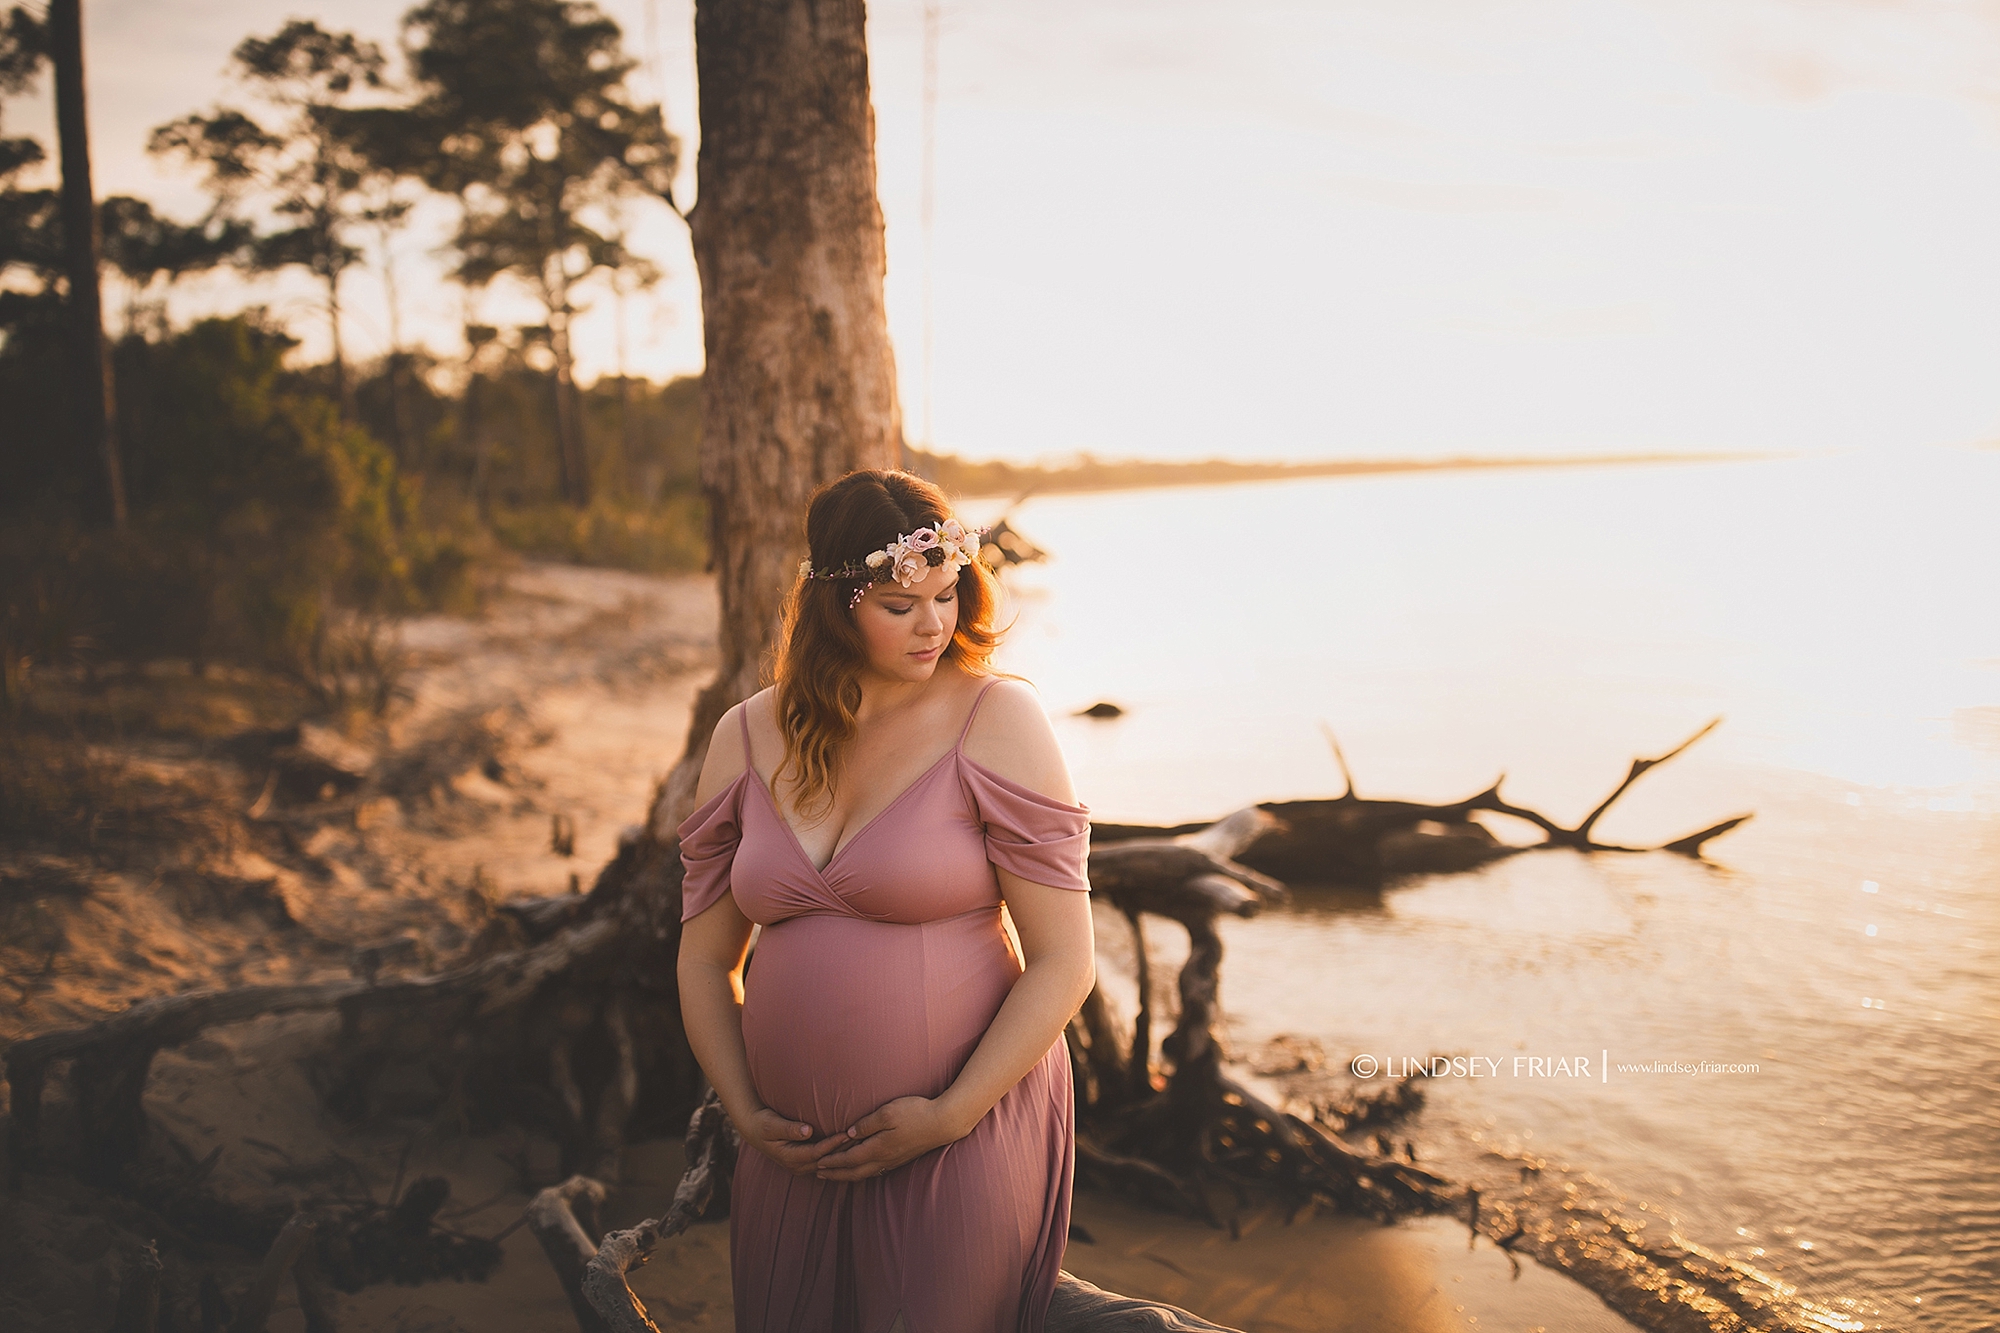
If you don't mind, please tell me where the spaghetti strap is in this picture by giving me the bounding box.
[737,701,754,771]
[956,678,1005,748]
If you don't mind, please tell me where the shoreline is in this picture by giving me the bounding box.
[0,561,1649,1332]
[915,447,1769,501]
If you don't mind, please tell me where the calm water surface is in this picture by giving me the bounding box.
[978,452,2000,1331]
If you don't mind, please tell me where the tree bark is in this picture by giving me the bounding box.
[549,259,591,507]
[658,0,905,834]
[47,0,126,527]
[324,265,350,420]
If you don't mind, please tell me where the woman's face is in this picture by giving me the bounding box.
[852,562,960,683]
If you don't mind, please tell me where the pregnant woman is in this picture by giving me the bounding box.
[677,469,1096,1333]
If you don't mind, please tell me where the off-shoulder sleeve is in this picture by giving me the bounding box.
[677,778,746,921]
[959,757,1092,892]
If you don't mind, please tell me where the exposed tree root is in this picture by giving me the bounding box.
[522,1090,1244,1332]
[3,724,1753,1327]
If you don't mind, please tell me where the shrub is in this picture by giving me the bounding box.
[487,492,706,573]
[0,316,478,706]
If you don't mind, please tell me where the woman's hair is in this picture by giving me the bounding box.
[771,469,1002,812]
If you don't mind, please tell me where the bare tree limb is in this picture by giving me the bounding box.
[229,1212,315,1333]
[1571,717,1721,843]
[527,1177,611,1333]
[1661,814,1754,857]
[292,1239,338,1333]
[1318,721,1357,801]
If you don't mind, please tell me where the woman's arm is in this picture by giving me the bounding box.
[678,699,847,1175]
[814,680,1095,1181]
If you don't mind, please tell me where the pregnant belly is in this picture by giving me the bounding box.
[740,908,1018,1136]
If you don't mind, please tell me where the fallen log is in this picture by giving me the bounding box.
[1094,719,1751,884]
[230,1212,316,1333]
[4,724,1749,1328]
[4,980,369,1182]
[527,1177,611,1333]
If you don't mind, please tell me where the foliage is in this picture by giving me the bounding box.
[443,363,704,572]
[396,0,679,504]
[0,8,54,351]
[97,196,251,338]
[584,371,701,504]
[0,1,706,708]
[0,5,42,94]
[487,492,705,573]
[0,317,477,704]
[148,21,394,390]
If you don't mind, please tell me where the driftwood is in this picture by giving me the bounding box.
[5,980,369,1182]
[523,1087,735,1333]
[1094,718,1750,884]
[4,723,1750,1329]
[230,1212,317,1333]
[1070,817,1459,1226]
[516,790,1444,1331]
[516,1085,1243,1332]
[528,1177,612,1333]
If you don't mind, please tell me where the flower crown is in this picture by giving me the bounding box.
[798,519,987,608]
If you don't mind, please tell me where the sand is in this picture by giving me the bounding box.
[0,562,1636,1332]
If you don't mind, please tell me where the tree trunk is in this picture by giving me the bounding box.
[326,264,350,420]
[47,0,125,528]
[466,371,490,518]
[550,263,591,508]
[658,0,905,834]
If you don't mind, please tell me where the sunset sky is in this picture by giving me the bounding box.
[11,0,2000,464]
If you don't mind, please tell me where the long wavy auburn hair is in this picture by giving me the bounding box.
[771,470,1003,814]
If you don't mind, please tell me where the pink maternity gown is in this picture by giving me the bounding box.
[677,681,1092,1333]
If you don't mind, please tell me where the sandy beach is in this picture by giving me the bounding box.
[1,561,1635,1333]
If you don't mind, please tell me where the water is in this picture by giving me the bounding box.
[976,451,2000,1332]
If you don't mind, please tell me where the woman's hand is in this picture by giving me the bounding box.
[741,1106,846,1177]
[812,1096,968,1182]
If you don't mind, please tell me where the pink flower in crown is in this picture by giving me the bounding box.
[904,527,940,552]
[939,518,966,544]
[891,548,927,585]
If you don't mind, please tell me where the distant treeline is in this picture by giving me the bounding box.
[908,448,1715,499]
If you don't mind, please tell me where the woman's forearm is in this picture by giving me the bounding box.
[677,958,770,1132]
[930,948,1095,1138]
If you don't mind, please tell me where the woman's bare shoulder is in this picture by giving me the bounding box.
[693,689,775,803]
[959,677,1076,803]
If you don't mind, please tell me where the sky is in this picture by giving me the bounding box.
[9,0,2000,464]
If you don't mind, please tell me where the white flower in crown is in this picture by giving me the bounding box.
[960,529,981,561]
[939,518,966,543]
[891,548,927,586]
[798,558,814,580]
[864,549,889,569]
